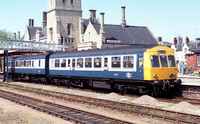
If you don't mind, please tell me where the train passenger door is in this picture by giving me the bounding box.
[45,54,51,75]
[137,55,144,80]
[11,58,16,73]
[103,57,109,77]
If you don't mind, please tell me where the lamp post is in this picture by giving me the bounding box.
[190,28,200,49]
[62,30,65,51]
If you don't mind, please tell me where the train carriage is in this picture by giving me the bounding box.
[48,45,181,96]
[7,45,182,96]
[8,54,50,82]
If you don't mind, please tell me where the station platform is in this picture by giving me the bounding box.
[178,73,200,79]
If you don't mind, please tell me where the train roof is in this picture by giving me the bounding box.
[11,54,48,60]
[50,45,158,58]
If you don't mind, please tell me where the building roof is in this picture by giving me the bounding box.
[83,20,158,45]
[28,26,47,41]
[28,27,40,40]
[162,41,172,47]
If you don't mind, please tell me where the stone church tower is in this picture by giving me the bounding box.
[47,0,82,50]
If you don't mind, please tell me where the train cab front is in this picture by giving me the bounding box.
[143,46,182,97]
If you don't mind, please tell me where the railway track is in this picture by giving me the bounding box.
[0,83,199,124]
[0,88,134,124]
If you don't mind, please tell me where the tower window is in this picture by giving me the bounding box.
[67,24,72,36]
[63,0,65,3]
[71,0,74,5]
[49,28,53,42]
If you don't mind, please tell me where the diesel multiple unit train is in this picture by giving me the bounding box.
[7,45,182,96]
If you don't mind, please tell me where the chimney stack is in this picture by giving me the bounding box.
[185,37,189,44]
[18,31,20,40]
[173,38,177,45]
[14,33,16,40]
[28,19,34,27]
[100,13,105,33]
[121,6,127,27]
[100,12,106,43]
[42,12,47,28]
[89,10,96,23]
[157,37,162,42]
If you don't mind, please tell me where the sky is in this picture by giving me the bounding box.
[0,0,200,43]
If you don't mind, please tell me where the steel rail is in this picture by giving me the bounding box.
[0,83,198,124]
[0,89,134,124]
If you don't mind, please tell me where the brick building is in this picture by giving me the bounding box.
[186,48,200,73]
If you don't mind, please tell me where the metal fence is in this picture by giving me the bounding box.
[0,39,64,51]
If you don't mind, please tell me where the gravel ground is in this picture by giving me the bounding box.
[1,81,200,123]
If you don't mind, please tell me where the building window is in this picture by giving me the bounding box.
[71,0,74,5]
[63,0,65,3]
[197,54,200,67]
[67,24,72,36]
[49,28,53,42]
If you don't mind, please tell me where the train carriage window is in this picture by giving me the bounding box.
[168,55,176,67]
[61,59,66,68]
[12,61,15,67]
[15,61,17,67]
[21,61,23,67]
[68,59,71,67]
[123,56,134,68]
[77,58,83,68]
[151,55,160,67]
[55,59,60,68]
[139,57,143,67]
[112,57,121,68]
[24,61,26,67]
[94,57,101,68]
[72,59,75,68]
[8,61,11,67]
[32,61,34,67]
[39,60,41,67]
[51,60,54,68]
[160,55,168,67]
[85,58,92,68]
[104,58,108,67]
[28,61,31,67]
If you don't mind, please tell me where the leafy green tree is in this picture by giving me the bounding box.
[0,29,13,40]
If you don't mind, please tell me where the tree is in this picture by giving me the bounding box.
[0,29,13,40]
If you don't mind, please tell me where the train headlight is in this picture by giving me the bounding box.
[153,74,157,78]
[170,73,176,77]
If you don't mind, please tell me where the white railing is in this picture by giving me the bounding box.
[0,39,66,51]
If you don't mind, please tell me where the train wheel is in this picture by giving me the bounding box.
[120,86,127,95]
[66,81,71,88]
[151,85,160,97]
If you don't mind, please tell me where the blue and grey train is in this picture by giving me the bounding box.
[7,45,182,96]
